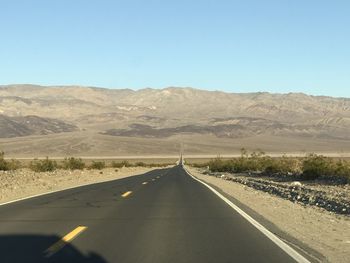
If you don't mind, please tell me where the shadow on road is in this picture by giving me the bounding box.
[0,234,108,263]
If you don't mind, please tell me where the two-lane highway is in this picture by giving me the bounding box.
[0,165,308,262]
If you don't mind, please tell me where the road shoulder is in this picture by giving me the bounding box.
[185,166,350,263]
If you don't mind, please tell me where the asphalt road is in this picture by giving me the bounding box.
[0,165,304,263]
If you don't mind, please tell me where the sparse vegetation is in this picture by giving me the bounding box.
[89,161,106,170]
[111,160,171,168]
[199,149,350,183]
[0,151,9,171]
[62,157,85,170]
[112,160,131,168]
[190,163,208,168]
[134,161,147,167]
[1,154,171,172]
[302,154,350,182]
[30,157,58,172]
[301,154,332,180]
[6,159,21,170]
[146,163,172,168]
[0,151,21,171]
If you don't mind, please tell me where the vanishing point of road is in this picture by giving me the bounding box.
[0,165,310,262]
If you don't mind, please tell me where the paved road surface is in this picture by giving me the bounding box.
[0,165,306,262]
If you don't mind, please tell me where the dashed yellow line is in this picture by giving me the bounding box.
[44,226,87,257]
[142,182,148,185]
[121,191,132,197]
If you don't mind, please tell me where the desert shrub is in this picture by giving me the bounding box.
[208,158,235,172]
[111,161,123,168]
[333,160,350,183]
[135,161,147,167]
[0,151,9,171]
[246,151,266,171]
[190,162,209,168]
[262,157,281,174]
[0,151,22,171]
[30,157,57,172]
[208,150,268,173]
[62,157,85,170]
[112,161,173,168]
[205,150,349,183]
[208,158,223,172]
[279,156,302,174]
[89,161,105,170]
[112,160,131,168]
[207,150,302,176]
[122,160,132,167]
[231,150,267,172]
[301,154,333,180]
[6,159,21,170]
[148,163,172,167]
[263,156,302,175]
[0,160,8,171]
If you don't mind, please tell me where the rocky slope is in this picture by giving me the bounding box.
[1,85,350,123]
[1,84,350,155]
[0,114,77,138]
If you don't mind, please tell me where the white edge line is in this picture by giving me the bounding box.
[183,165,311,263]
[0,171,151,207]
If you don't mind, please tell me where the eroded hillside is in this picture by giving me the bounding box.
[1,84,350,156]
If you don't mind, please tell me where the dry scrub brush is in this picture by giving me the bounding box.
[29,157,58,172]
[204,149,350,183]
[62,157,85,170]
[0,151,21,171]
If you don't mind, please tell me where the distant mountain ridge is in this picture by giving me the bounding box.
[0,84,350,140]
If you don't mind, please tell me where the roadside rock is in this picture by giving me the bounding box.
[205,170,350,215]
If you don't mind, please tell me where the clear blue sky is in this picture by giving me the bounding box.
[1,0,349,97]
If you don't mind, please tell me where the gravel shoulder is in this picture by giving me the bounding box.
[186,166,350,263]
[0,167,157,204]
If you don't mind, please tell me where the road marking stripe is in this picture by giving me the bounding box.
[44,226,87,257]
[142,182,148,185]
[0,169,164,207]
[156,176,160,178]
[121,191,132,197]
[184,166,310,263]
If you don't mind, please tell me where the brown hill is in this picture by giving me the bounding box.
[0,84,349,156]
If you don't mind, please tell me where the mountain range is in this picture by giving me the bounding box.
[1,84,350,157]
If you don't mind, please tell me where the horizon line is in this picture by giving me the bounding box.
[0,83,348,99]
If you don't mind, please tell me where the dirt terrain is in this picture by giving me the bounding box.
[186,166,350,263]
[1,85,350,157]
[2,131,350,158]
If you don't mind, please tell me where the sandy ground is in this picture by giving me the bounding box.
[2,131,350,158]
[186,166,350,263]
[0,167,155,204]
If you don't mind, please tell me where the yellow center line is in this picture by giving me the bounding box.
[142,182,148,185]
[121,191,132,197]
[44,226,87,257]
